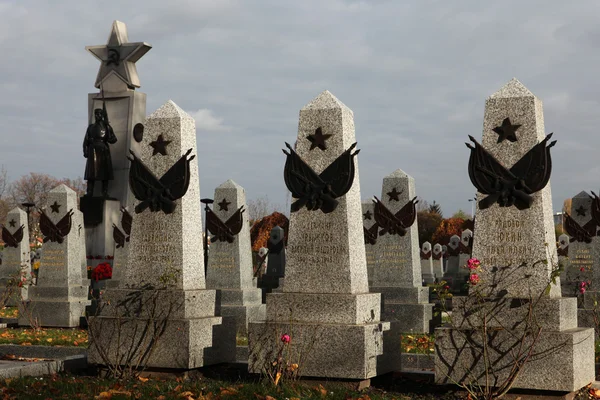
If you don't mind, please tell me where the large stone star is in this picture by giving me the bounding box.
[387,188,402,202]
[8,219,16,228]
[86,20,152,90]
[217,198,231,211]
[493,117,521,143]
[50,201,61,214]
[363,210,373,220]
[576,205,586,217]
[149,134,172,156]
[307,127,332,151]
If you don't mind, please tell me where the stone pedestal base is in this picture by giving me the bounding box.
[248,291,390,379]
[371,286,434,374]
[0,281,26,307]
[249,320,389,379]
[217,288,266,336]
[435,296,595,392]
[88,314,236,369]
[87,287,235,369]
[18,296,89,328]
[435,326,594,392]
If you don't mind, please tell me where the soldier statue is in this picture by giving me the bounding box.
[83,106,117,197]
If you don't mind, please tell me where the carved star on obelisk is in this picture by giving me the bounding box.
[493,117,521,143]
[8,219,16,228]
[307,127,332,151]
[86,20,152,89]
[363,210,373,220]
[576,205,586,217]
[50,201,61,214]
[387,188,402,202]
[149,134,172,156]
[217,198,231,211]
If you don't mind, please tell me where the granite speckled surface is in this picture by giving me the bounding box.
[206,179,264,336]
[420,241,433,283]
[371,169,421,288]
[0,207,30,304]
[283,91,368,294]
[471,78,560,298]
[88,100,233,369]
[248,91,387,379]
[21,185,89,327]
[436,79,595,392]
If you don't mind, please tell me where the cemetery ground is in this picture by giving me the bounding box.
[0,304,598,400]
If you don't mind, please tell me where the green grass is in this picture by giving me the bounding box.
[0,327,87,347]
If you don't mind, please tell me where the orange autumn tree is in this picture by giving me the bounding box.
[431,217,465,245]
[250,212,289,251]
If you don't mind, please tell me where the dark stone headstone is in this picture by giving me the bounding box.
[266,226,286,277]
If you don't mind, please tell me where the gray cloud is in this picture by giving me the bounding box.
[1,0,599,217]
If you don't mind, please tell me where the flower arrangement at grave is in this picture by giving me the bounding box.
[250,212,289,252]
[91,262,112,281]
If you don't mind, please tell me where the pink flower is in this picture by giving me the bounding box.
[580,287,587,294]
[466,258,481,271]
[580,267,585,272]
[468,274,480,285]
[281,334,291,344]
[444,285,450,290]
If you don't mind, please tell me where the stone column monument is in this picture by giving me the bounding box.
[435,78,594,392]
[370,169,433,373]
[88,101,235,369]
[19,185,89,327]
[206,179,265,338]
[248,91,389,379]
[1,208,31,305]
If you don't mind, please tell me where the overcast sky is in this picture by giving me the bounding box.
[1,0,599,217]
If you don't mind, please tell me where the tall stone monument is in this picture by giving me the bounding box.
[248,91,389,379]
[20,185,89,327]
[420,242,433,284]
[370,169,433,372]
[362,201,377,286]
[82,20,151,266]
[0,208,30,305]
[206,179,265,337]
[88,101,234,369]
[432,243,444,280]
[435,78,594,392]
[563,191,598,294]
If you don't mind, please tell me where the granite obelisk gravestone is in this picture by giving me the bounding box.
[370,169,433,373]
[0,208,30,305]
[249,91,389,379]
[564,192,597,294]
[206,179,265,337]
[88,100,234,368]
[20,185,89,327]
[435,78,594,392]
[420,242,433,284]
